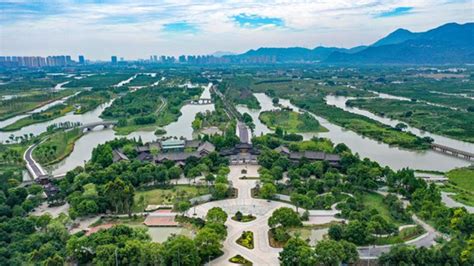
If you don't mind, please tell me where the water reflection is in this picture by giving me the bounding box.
[249,93,470,171]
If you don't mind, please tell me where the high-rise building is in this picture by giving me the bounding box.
[111,56,117,64]
[78,55,85,64]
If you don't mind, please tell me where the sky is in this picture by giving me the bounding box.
[0,0,472,60]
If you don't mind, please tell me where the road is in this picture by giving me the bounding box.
[357,190,445,258]
[24,142,47,179]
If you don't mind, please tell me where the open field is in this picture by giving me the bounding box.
[442,167,474,206]
[259,109,328,133]
[132,185,211,212]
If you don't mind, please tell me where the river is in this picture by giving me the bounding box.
[0,91,82,136]
[50,82,214,175]
[325,95,474,152]
[239,93,470,171]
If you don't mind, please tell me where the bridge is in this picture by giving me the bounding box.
[187,98,213,105]
[431,143,474,161]
[79,121,117,131]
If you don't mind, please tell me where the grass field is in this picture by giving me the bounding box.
[259,109,327,133]
[362,192,402,226]
[133,185,210,212]
[443,167,474,206]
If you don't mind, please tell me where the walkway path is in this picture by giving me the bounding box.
[357,190,445,258]
[441,192,474,213]
[192,165,340,265]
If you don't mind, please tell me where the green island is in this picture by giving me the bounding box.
[0,73,69,92]
[218,76,261,109]
[259,109,328,133]
[247,77,432,150]
[192,96,231,134]
[101,85,202,135]
[1,89,112,131]
[0,89,76,121]
[64,73,134,88]
[365,78,474,111]
[127,73,161,87]
[347,98,474,143]
[33,128,84,165]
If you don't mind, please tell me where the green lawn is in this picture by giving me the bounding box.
[259,109,327,133]
[447,168,474,192]
[443,167,474,206]
[362,192,402,226]
[133,185,210,212]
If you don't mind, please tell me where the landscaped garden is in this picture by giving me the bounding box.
[232,211,256,222]
[236,231,254,249]
[229,254,253,265]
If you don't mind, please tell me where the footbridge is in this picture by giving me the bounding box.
[187,98,213,105]
[431,143,474,161]
[79,121,117,131]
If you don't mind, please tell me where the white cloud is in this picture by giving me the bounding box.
[0,0,471,59]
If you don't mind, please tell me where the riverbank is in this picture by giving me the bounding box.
[259,109,328,133]
[346,98,474,144]
[33,128,84,165]
[0,89,77,121]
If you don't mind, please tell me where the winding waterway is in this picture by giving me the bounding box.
[240,93,471,171]
[50,82,214,175]
[325,95,474,152]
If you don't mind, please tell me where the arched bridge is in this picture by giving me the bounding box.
[79,121,117,131]
[188,98,213,105]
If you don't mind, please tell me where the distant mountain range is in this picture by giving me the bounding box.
[227,22,474,64]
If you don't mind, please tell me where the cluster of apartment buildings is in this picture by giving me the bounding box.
[0,55,75,68]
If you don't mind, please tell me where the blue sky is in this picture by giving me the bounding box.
[0,0,472,59]
[376,7,414,18]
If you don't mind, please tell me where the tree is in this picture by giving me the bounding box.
[194,228,222,260]
[206,207,228,224]
[328,224,343,241]
[104,178,134,215]
[279,237,315,266]
[168,166,182,180]
[212,183,228,200]
[343,220,372,245]
[395,123,408,131]
[260,183,276,200]
[175,201,191,215]
[162,235,200,266]
[313,239,358,265]
[91,144,113,167]
[268,207,302,228]
[272,97,279,105]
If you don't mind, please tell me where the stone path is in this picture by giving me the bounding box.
[193,165,340,265]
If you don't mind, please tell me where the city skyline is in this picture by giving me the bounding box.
[0,0,472,60]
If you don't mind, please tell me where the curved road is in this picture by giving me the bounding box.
[24,143,47,179]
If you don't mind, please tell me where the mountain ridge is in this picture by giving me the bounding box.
[228,22,474,64]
